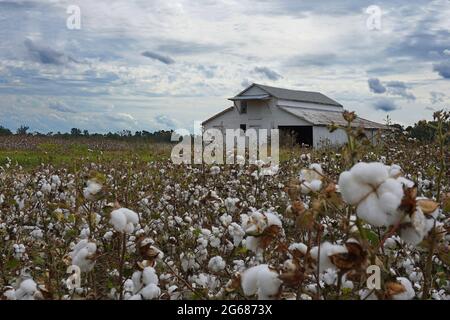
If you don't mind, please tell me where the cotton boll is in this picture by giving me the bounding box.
[109,208,139,233]
[208,256,226,273]
[323,268,338,285]
[338,172,372,205]
[241,265,281,300]
[110,210,127,232]
[15,279,38,300]
[356,193,388,227]
[69,240,97,272]
[244,236,260,253]
[142,267,158,286]
[391,277,415,300]
[309,242,348,273]
[83,179,102,200]
[141,283,160,300]
[377,179,403,214]
[264,211,282,228]
[351,162,389,186]
[3,288,16,300]
[122,208,139,225]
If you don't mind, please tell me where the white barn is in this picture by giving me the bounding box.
[202,83,387,147]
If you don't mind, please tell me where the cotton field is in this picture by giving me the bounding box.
[0,116,449,301]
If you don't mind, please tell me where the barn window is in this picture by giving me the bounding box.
[240,124,247,132]
[241,101,247,113]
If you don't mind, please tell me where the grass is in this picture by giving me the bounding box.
[0,142,171,169]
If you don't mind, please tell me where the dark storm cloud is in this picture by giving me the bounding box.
[253,67,282,81]
[24,39,78,65]
[368,78,386,94]
[368,78,415,100]
[433,61,450,79]
[141,51,175,64]
[373,99,399,112]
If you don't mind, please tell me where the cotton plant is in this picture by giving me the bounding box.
[299,163,324,194]
[123,267,161,300]
[69,239,97,272]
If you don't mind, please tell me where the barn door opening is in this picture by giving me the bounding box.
[278,126,313,147]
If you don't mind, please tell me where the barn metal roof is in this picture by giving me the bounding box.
[231,83,343,107]
[279,106,388,129]
[229,94,271,101]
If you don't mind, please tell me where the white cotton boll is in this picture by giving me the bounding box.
[132,271,144,292]
[83,179,102,200]
[219,214,232,227]
[351,162,389,186]
[228,223,245,246]
[123,279,134,293]
[391,277,415,300]
[208,256,226,273]
[124,223,135,234]
[128,294,142,300]
[400,209,429,245]
[265,211,282,228]
[142,267,158,286]
[110,210,127,232]
[210,166,221,175]
[41,183,51,194]
[377,179,404,213]
[310,242,348,273]
[309,179,322,192]
[397,177,414,188]
[141,283,160,300]
[3,288,16,300]
[15,279,37,300]
[356,193,388,227]
[388,164,402,178]
[323,268,338,285]
[69,240,97,272]
[109,208,139,233]
[338,172,372,204]
[122,208,139,225]
[309,163,323,174]
[288,243,308,255]
[241,264,281,300]
[244,236,260,253]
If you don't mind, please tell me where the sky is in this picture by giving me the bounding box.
[0,0,449,133]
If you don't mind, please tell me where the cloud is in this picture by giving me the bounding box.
[48,102,76,113]
[141,51,175,64]
[430,91,445,104]
[368,78,415,100]
[373,99,399,112]
[253,67,282,81]
[24,39,77,65]
[433,61,450,79]
[444,49,450,57]
[154,114,177,129]
[368,78,386,94]
[384,81,415,100]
